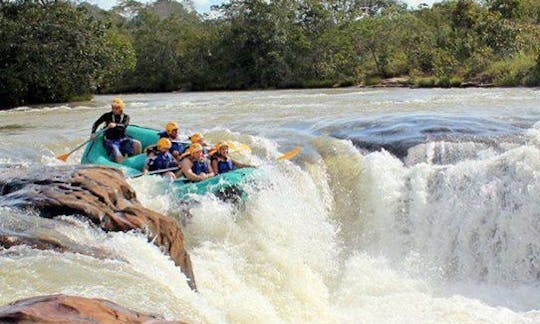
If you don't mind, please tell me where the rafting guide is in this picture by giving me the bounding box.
[90,98,142,163]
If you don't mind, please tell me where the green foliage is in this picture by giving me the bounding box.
[413,76,438,87]
[2,0,540,108]
[0,1,134,108]
[364,75,383,86]
[484,52,537,85]
[531,52,540,85]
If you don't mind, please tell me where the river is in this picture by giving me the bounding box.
[1,88,540,323]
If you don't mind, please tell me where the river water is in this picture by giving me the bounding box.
[1,88,540,323]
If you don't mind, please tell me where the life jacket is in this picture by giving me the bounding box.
[192,159,210,175]
[147,151,177,172]
[158,131,186,155]
[217,159,235,174]
[104,113,127,140]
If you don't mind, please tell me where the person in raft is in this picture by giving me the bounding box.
[180,143,215,182]
[91,98,142,163]
[158,121,186,159]
[210,142,252,175]
[188,133,209,155]
[143,138,179,179]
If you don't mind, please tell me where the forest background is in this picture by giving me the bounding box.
[1,0,540,108]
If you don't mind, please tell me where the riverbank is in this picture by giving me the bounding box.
[361,76,496,88]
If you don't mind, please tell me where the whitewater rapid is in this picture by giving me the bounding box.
[1,88,540,323]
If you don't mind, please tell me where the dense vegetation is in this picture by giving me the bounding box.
[1,0,539,108]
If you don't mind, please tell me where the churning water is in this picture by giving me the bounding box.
[1,88,540,323]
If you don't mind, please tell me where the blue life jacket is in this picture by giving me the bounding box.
[158,131,186,155]
[192,160,210,175]
[217,159,235,174]
[147,151,177,172]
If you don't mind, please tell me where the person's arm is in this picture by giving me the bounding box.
[181,159,207,182]
[143,157,152,174]
[232,159,253,169]
[211,159,219,175]
[91,113,108,134]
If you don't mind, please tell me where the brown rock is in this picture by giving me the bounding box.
[0,294,185,323]
[0,165,196,290]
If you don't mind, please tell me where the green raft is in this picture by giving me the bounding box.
[81,125,256,201]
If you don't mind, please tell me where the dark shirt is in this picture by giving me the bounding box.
[91,112,130,140]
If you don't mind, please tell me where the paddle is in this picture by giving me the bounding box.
[131,147,301,179]
[277,147,301,161]
[132,166,181,178]
[226,141,252,153]
[56,129,104,162]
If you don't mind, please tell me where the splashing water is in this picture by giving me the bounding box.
[2,88,540,323]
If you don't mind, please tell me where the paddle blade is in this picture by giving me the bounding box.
[277,147,301,161]
[56,153,69,162]
[226,141,252,153]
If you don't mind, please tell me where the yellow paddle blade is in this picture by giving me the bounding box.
[226,141,252,153]
[277,147,301,161]
[56,153,69,162]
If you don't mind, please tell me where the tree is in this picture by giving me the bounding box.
[0,0,135,108]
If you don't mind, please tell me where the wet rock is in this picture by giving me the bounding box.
[0,233,65,252]
[0,165,196,290]
[0,210,118,260]
[0,294,185,323]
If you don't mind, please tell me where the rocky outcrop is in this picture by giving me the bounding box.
[0,165,196,290]
[0,294,185,323]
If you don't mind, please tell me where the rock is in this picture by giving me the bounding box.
[0,165,196,290]
[378,76,410,87]
[0,294,185,323]
[460,81,495,88]
[0,210,118,260]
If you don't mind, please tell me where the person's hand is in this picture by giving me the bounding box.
[90,133,97,140]
[143,169,148,175]
[166,172,176,180]
[108,123,116,129]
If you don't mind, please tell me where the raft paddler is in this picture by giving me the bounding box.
[180,143,215,182]
[188,133,209,155]
[158,121,186,158]
[91,98,142,163]
[210,142,252,175]
[143,138,179,179]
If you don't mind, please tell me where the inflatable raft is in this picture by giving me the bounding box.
[81,125,255,201]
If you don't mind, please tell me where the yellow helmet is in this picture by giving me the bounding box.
[157,138,172,151]
[111,98,125,110]
[189,143,203,156]
[209,141,229,156]
[166,122,179,135]
[216,141,229,152]
[190,133,203,143]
